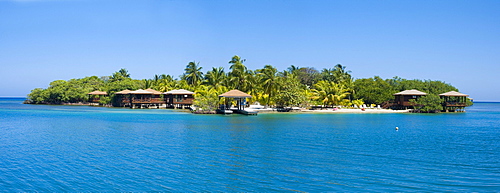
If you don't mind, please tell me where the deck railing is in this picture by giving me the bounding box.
[444,102,466,107]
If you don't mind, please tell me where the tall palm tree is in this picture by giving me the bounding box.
[118,68,130,78]
[257,65,278,106]
[333,64,352,85]
[183,61,203,88]
[204,67,226,88]
[228,55,248,91]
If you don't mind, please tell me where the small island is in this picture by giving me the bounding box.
[25,55,473,114]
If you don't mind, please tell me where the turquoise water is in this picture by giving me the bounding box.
[1,98,499,191]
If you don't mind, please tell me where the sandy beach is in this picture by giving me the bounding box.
[249,108,409,114]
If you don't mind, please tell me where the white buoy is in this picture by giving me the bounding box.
[395,127,399,130]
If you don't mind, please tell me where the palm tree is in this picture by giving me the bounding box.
[228,55,249,91]
[257,65,278,106]
[311,80,350,108]
[204,67,226,88]
[183,61,203,88]
[118,68,130,78]
[333,64,352,84]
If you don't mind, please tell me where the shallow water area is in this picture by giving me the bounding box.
[1,98,499,191]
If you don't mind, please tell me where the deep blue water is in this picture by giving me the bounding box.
[1,98,499,192]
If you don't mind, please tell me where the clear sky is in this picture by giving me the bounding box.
[1,0,499,101]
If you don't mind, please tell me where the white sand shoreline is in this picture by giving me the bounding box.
[248,108,409,114]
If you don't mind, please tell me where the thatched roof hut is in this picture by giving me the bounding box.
[393,89,427,108]
[115,89,132,95]
[129,89,154,94]
[219,89,252,98]
[164,89,195,95]
[393,89,427,96]
[145,88,163,95]
[439,91,469,97]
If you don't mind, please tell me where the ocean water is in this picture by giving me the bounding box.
[0,98,499,192]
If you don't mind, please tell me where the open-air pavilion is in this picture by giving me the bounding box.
[87,91,108,104]
[218,89,257,115]
[439,91,469,112]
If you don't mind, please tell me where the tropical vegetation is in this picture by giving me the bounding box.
[26,55,470,112]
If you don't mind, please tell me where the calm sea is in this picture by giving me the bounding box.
[1,98,499,192]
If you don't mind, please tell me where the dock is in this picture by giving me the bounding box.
[234,110,258,115]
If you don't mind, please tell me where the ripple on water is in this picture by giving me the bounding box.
[0,100,499,191]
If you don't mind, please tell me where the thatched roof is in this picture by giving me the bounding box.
[145,88,163,95]
[129,89,154,94]
[164,89,194,95]
[393,89,427,96]
[439,91,469,97]
[88,91,108,95]
[219,89,252,98]
[115,89,132,94]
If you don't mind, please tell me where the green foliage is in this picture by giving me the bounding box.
[310,80,350,107]
[351,99,364,108]
[410,94,444,113]
[193,85,228,112]
[294,67,321,87]
[354,76,396,104]
[256,65,279,106]
[182,61,203,87]
[388,77,458,95]
[273,75,307,107]
[466,98,474,107]
[27,88,49,104]
[26,58,467,111]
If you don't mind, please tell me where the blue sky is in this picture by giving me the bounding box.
[1,0,499,101]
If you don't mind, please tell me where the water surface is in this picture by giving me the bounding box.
[1,98,499,191]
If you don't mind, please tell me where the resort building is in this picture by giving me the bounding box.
[145,88,165,105]
[128,89,165,109]
[87,91,108,104]
[218,89,257,115]
[393,89,427,109]
[114,89,132,107]
[164,89,195,109]
[439,91,469,112]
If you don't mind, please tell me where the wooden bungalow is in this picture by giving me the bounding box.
[393,89,427,109]
[164,89,194,109]
[145,89,165,105]
[439,91,469,112]
[114,89,132,107]
[87,91,108,104]
[218,89,257,115]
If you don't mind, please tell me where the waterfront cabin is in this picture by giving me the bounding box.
[439,91,469,112]
[393,89,427,109]
[114,89,132,107]
[145,88,165,106]
[129,89,154,108]
[164,89,194,109]
[87,91,108,104]
[218,89,257,115]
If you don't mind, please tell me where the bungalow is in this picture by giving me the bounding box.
[393,89,427,109]
[164,89,195,109]
[87,90,108,104]
[439,91,469,112]
[114,89,132,107]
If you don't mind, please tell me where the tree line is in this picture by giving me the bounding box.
[27,55,462,111]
